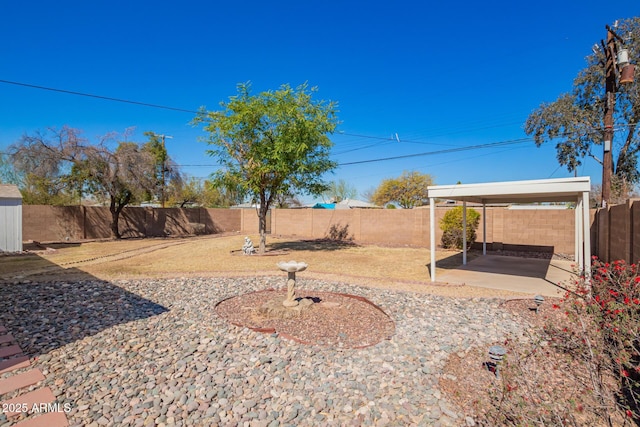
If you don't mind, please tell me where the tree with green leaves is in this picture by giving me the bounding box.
[525,17,640,205]
[202,180,245,208]
[322,179,357,203]
[82,139,158,238]
[0,153,20,185]
[194,82,339,252]
[142,131,182,207]
[165,176,203,208]
[163,176,244,208]
[371,170,433,208]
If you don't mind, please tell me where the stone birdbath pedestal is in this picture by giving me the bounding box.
[278,260,308,307]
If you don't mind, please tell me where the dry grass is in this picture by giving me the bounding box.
[0,234,525,298]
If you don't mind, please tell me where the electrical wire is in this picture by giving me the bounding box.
[0,79,201,114]
[338,138,533,166]
[0,78,526,148]
[1,78,630,171]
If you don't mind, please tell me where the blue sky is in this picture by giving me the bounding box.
[1,1,638,202]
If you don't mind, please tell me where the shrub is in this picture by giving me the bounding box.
[326,223,353,242]
[477,258,640,426]
[439,206,480,249]
[577,258,640,421]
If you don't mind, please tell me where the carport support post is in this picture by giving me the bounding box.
[482,204,487,255]
[430,197,436,282]
[582,190,592,288]
[575,197,583,273]
[463,201,467,265]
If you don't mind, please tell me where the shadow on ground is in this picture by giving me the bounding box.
[22,241,82,251]
[267,238,359,252]
[0,253,167,358]
[428,252,575,296]
[426,251,483,272]
[454,255,552,279]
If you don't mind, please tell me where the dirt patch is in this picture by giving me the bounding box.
[215,289,395,349]
[440,298,625,426]
[1,235,548,298]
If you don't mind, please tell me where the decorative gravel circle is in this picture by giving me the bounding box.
[215,289,396,348]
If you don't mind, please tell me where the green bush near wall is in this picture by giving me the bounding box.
[440,206,481,249]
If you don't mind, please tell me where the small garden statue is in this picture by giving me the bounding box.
[242,236,256,255]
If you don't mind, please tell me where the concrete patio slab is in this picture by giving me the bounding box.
[437,255,575,297]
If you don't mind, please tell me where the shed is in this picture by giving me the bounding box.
[0,184,23,252]
[427,177,591,282]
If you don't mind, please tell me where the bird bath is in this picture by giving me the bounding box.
[214,260,397,347]
[253,261,312,319]
[277,260,308,307]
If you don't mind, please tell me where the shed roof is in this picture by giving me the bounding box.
[427,176,591,204]
[0,184,22,200]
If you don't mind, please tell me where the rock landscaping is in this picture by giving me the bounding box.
[0,276,532,426]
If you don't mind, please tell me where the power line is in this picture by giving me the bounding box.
[338,138,533,166]
[0,78,523,147]
[174,138,531,168]
[0,78,605,171]
[0,79,201,114]
[175,138,534,167]
[0,79,393,140]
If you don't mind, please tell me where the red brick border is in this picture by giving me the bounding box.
[0,326,68,427]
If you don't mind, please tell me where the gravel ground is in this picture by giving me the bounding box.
[0,276,532,427]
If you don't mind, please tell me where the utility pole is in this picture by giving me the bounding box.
[161,134,166,208]
[157,134,173,208]
[602,27,615,208]
[601,23,635,207]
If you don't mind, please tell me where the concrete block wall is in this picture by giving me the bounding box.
[205,208,241,234]
[609,203,631,262]
[26,203,640,261]
[263,206,582,254]
[358,209,416,245]
[239,209,260,235]
[270,209,313,236]
[23,206,84,242]
[633,202,640,263]
[267,208,448,246]
[593,199,640,263]
[22,206,241,241]
[501,210,575,254]
[83,206,113,239]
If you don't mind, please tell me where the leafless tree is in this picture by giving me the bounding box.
[9,126,158,238]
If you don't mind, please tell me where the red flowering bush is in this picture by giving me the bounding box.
[574,258,640,421]
[478,258,640,426]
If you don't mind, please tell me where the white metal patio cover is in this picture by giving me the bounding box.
[427,177,591,282]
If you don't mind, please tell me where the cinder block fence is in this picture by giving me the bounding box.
[19,201,640,263]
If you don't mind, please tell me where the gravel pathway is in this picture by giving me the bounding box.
[0,277,530,427]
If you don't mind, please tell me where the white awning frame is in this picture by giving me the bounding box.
[428,177,591,285]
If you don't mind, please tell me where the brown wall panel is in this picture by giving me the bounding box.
[22,206,241,241]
